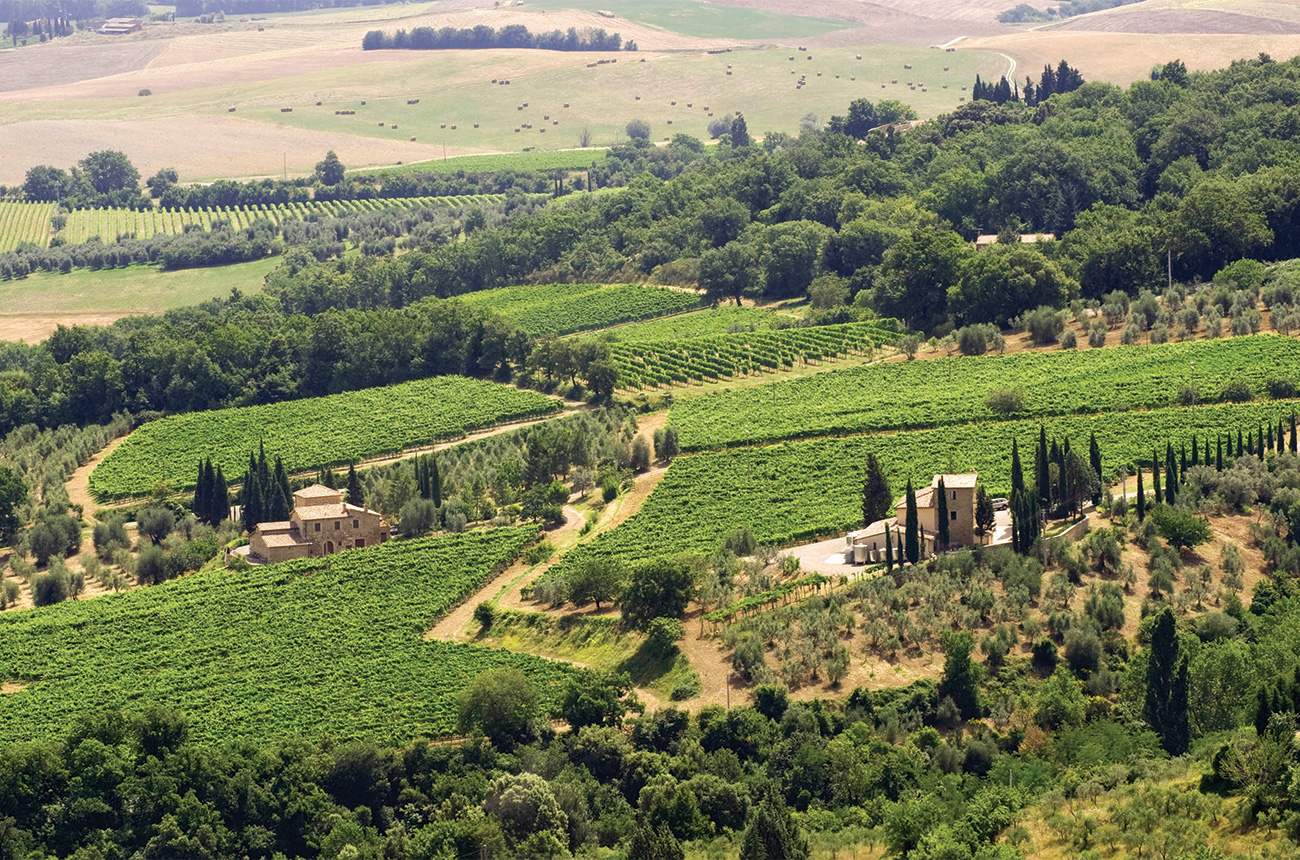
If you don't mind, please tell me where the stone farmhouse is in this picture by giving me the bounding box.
[845,473,979,564]
[241,484,389,564]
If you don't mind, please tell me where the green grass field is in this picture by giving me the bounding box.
[527,0,849,39]
[0,528,571,745]
[0,257,276,315]
[356,149,611,176]
[237,45,1001,156]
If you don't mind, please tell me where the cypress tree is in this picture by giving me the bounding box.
[1191,436,1199,467]
[1165,444,1178,506]
[895,529,906,568]
[885,525,894,571]
[1055,439,1068,517]
[211,466,229,525]
[1036,425,1050,512]
[1216,435,1223,471]
[937,477,950,552]
[1153,452,1162,504]
[739,786,809,860]
[241,453,260,533]
[273,456,291,509]
[861,453,892,526]
[194,460,209,524]
[1237,428,1244,458]
[1136,465,1146,521]
[347,464,364,507]
[904,479,919,564]
[1089,433,1102,502]
[415,457,426,499]
[1180,443,1187,476]
[1144,607,1189,755]
[269,480,290,523]
[1267,423,1275,452]
[431,455,442,508]
[1247,430,1255,457]
[1011,438,1025,496]
[1279,419,1286,453]
[1291,414,1297,454]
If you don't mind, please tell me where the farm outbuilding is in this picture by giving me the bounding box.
[845,472,980,564]
[242,485,389,565]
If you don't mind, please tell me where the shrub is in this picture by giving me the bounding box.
[474,601,497,630]
[523,540,554,565]
[399,498,437,538]
[899,334,920,359]
[1149,324,1168,344]
[1087,322,1107,348]
[601,476,620,503]
[31,570,68,606]
[958,326,988,356]
[1031,638,1058,671]
[1060,328,1077,349]
[136,506,175,545]
[1220,379,1254,403]
[138,88,152,96]
[0,578,18,609]
[630,437,652,472]
[647,617,685,653]
[92,516,130,560]
[626,119,651,140]
[1024,306,1065,345]
[1120,322,1140,345]
[1267,377,1298,399]
[1205,315,1223,338]
[985,386,1026,415]
[721,527,757,557]
[670,674,701,701]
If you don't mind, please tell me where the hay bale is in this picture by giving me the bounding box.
[891,79,897,84]
[667,119,672,124]
[552,120,558,125]
[904,64,912,69]
[492,79,497,83]
[540,128,546,133]
[635,95,641,100]
[474,123,479,128]
[563,103,569,107]
[856,54,862,59]
[228,106,236,112]
[391,124,398,129]
[670,100,676,105]
[639,58,646,62]
[707,111,713,116]
[726,71,731,75]
[410,136,416,141]
[517,105,523,110]
[441,123,446,128]
[544,114,549,119]
[450,125,456,129]
[360,100,366,105]
[515,128,521,132]
[522,102,528,107]
[379,121,385,126]
[943,66,949,71]
[316,101,322,106]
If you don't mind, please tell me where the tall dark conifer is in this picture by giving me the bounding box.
[347,464,364,507]
[431,455,442,508]
[936,477,950,552]
[1089,433,1102,502]
[1291,414,1297,454]
[1191,436,1199,467]
[211,466,229,525]
[861,453,892,526]
[1237,428,1244,457]
[1216,435,1224,471]
[194,460,210,523]
[1153,452,1162,504]
[1036,426,1050,513]
[1145,607,1189,755]
[1011,438,1025,496]
[904,480,919,564]
[1136,466,1146,521]
[1165,444,1178,506]
[885,525,894,571]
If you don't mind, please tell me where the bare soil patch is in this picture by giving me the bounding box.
[0,116,441,185]
[0,313,140,344]
[0,680,28,694]
[0,38,166,93]
[66,434,130,521]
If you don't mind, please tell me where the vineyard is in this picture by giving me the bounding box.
[604,305,786,343]
[56,194,509,245]
[0,200,55,251]
[457,283,703,335]
[551,400,1300,577]
[89,377,561,501]
[0,528,571,745]
[671,335,1300,450]
[367,149,610,175]
[609,320,904,390]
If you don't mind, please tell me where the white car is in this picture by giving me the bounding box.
[991,497,1010,512]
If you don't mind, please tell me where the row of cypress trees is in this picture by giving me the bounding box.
[191,459,229,527]
[239,444,293,534]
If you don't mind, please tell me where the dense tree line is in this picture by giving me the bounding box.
[23,151,150,210]
[363,23,629,52]
[998,0,1144,23]
[176,0,400,17]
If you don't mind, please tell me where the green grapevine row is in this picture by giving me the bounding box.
[671,335,1300,449]
[89,376,561,501]
[0,527,570,745]
[0,200,55,251]
[704,574,833,624]
[610,321,903,390]
[458,283,703,336]
[56,195,507,244]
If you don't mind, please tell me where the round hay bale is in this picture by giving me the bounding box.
[379,121,385,126]
[228,106,236,112]
[904,64,912,69]
[726,71,731,75]
[944,66,949,71]
[667,119,672,124]
[540,128,546,133]
[856,54,862,59]
[441,123,446,128]
[635,95,641,99]
[563,103,569,107]
[410,136,416,141]
[361,100,366,105]
[492,78,497,83]
[670,100,676,105]
[450,125,456,129]
[316,101,322,106]
[544,114,550,119]
[474,123,479,128]
[515,127,520,132]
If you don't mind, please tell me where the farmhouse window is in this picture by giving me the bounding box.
[334,521,340,530]
[314,523,320,532]
[951,490,957,500]
[353,519,359,528]
[951,511,958,521]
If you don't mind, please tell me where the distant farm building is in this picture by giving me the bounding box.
[846,473,979,563]
[98,17,142,33]
[240,484,389,564]
[974,233,1057,250]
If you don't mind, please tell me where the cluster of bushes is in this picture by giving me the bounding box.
[362,24,628,52]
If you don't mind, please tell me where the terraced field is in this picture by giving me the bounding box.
[89,376,561,500]
[610,320,903,389]
[458,283,703,335]
[0,527,569,745]
[554,399,1300,575]
[670,336,1300,449]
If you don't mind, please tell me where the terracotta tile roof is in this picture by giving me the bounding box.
[296,483,342,498]
[261,532,310,548]
[897,487,937,509]
[258,521,294,532]
[295,503,348,520]
[934,473,978,489]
